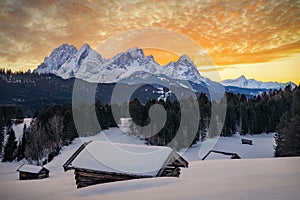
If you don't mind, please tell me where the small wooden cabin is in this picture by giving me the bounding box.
[63,141,188,188]
[241,138,253,145]
[202,150,241,160]
[17,164,49,180]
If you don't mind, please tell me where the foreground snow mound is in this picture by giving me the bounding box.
[0,129,298,200]
[1,157,299,200]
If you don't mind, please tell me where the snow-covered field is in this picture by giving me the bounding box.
[182,133,276,161]
[0,128,299,200]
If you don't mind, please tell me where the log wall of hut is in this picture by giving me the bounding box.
[74,163,186,188]
[158,152,188,177]
[160,166,181,177]
[74,168,151,188]
[19,169,49,180]
[38,170,50,179]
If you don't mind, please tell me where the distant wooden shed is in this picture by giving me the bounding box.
[63,141,188,188]
[241,138,253,145]
[17,164,49,180]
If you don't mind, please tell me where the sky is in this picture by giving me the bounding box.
[0,0,299,83]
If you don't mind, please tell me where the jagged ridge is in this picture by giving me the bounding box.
[34,44,205,84]
[34,44,295,90]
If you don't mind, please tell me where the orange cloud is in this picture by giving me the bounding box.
[0,0,299,83]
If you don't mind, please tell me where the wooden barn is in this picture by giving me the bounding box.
[17,164,49,180]
[63,141,188,188]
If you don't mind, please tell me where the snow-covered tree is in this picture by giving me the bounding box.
[2,128,17,162]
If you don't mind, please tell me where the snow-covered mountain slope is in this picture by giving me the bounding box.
[161,55,206,84]
[34,44,206,84]
[34,44,78,76]
[221,75,295,89]
[35,44,104,79]
[76,47,159,83]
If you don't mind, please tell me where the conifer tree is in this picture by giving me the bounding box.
[275,86,300,157]
[2,128,17,162]
[0,122,4,156]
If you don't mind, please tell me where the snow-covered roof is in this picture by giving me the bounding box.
[17,164,48,174]
[64,141,187,177]
[202,150,241,160]
[205,152,233,160]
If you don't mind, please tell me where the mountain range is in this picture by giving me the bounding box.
[221,75,295,90]
[1,43,296,115]
[34,44,295,91]
[34,44,206,85]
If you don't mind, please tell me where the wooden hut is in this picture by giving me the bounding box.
[202,150,241,160]
[17,164,49,180]
[241,138,253,145]
[63,141,188,188]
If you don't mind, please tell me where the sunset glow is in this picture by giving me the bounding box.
[143,49,180,65]
[0,0,299,83]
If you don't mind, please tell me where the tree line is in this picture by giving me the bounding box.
[222,85,295,136]
[1,84,299,164]
[274,86,300,157]
[0,104,116,164]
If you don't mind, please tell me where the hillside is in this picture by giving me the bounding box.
[1,128,297,200]
[0,154,299,200]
